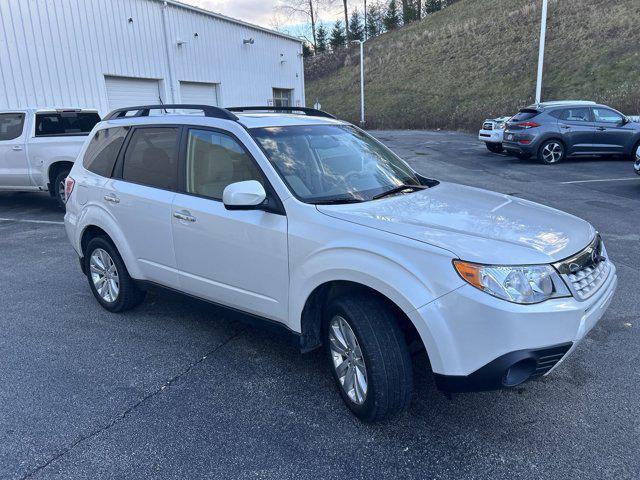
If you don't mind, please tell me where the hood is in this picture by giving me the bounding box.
[317,182,595,265]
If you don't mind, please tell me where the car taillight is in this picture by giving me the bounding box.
[64,176,75,201]
[517,121,541,129]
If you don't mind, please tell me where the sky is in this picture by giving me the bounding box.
[180,0,362,39]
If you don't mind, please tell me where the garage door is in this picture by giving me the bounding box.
[180,81,219,106]
[105,76,162,112]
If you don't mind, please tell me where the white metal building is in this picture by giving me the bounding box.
[0,0,305,114]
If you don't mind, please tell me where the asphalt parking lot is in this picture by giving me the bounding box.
[1,129,639,480]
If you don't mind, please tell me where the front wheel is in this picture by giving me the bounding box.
[53,169,70,209]
[538,140,565,164]
[485,142,503,153]
[323,294,413,422]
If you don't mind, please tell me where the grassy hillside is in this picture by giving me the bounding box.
[305,0,640,131]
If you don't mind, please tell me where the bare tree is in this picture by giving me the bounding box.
[342,0,349,40]
[278,0,330,51]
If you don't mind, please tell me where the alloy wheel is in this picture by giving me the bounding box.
[58,178,66,203]
[542,142,563,163]
[328,315,368,405]
[90,248,120,303]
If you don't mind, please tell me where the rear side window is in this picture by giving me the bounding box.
[83,127,129,177]
[122,127,180,191]
[0,113,25,141]
[35,112,101,137]
[551,108,591,122]
[511,109,539,122]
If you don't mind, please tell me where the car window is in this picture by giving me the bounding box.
[251,124,421,203]
[185,129,264,200]
[35,112,101,137]
[552,108,591,122]
[593,108,623,123]
[83,127,129,177]
[122,127,180,190]
[0,113,25,141]
[511,109,539,122]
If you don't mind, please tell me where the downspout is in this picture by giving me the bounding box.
[161,1,177,103]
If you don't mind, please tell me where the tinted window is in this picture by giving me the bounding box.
[552,108,591,122]
[186,129,264,200]
[593,108,623,123]
[122,127,180,190]
[83,127,128,177]
[35,112,101,137]
[511,109,539,122]
[0,113,25,141]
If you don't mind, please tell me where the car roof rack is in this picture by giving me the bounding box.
[227,106,336,119]
[103,104,239,121]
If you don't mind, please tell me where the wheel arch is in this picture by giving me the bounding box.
[47,160,74,195]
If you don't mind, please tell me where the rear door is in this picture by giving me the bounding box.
[171,127,288,322]
[106,125,182,287]
[0,112,31,187]
[592,107,635,154]
[552,107,595,154]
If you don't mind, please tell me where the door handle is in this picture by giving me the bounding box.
[11,145,23,151]
[173,210,196,222]
[596,126,606,131]
[104,194,120,204]
[560,124,571,129]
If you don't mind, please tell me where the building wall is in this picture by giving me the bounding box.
[0,0,305,114]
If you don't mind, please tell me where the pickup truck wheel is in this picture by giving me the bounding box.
[323,294,413,422]
[485,142,503,153]
[84,237,146,313]
[53,169,69,209]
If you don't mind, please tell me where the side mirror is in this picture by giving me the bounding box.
[223,180,267,210]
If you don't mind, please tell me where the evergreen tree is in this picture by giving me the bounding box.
[329,20,346,50]
[424,0,441,14]
[365,2,384,38]
[316,23,328,53]
[348,10,364,42]
[383,0,401,31]
[302,42,313,57]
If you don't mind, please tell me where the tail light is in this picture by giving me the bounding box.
[517,121,541,129]
[64,176,75,201]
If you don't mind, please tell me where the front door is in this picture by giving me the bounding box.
[0,112,31,187]
[592,107,636,154]
[171,127,288,322]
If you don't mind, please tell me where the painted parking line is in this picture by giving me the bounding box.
[560,177,640,184]
[0,217,64,225]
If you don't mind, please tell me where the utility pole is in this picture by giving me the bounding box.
[535,0,548,104]
[359,40,365,125]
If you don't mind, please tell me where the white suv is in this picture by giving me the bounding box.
[64,105,618,422]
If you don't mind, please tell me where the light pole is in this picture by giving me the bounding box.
[352,40,365,126]
[535,0,548,104]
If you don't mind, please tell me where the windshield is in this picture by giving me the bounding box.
[251,125,422,203]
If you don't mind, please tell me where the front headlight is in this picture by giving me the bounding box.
[453,260,570,304]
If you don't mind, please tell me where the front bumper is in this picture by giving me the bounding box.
[478,129,503,143]
[411,263,617,392]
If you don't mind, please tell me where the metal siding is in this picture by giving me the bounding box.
[0,0,304,113]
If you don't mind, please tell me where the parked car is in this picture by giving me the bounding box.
[0,108,101,207]
[628,115,640,123]
[478,116,511,153]
[634,144,640,175]
[64,104,617,422]
[503,101,640,164]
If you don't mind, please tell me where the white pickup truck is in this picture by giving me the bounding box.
[0,108,101,207]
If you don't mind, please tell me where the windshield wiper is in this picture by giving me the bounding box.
[372,184,425,200]
[313,197,365,205]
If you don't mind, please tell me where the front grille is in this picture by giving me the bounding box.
[482,122,493,130]
[553,235,610,301]
[530,344,572,378]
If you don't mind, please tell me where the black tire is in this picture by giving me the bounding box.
[629,141,640,161]
[515,152,530,160]
[485,142,503,153]
[537,139,565,164]
[84,236,146,313]
[323,293,413,422]
[53,169,70,209]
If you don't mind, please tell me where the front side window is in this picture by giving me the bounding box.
[0,113,25,141]
[251,125,421,203]
[122,127,180,190]
[83,127,129,177]
[186,129,264,200]
[593,108,624,124]
[35,112,100,137]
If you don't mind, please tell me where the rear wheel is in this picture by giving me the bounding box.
[53,169,70,209]
[538,140,565,164]
[485,142,503,153]
[84,237,146,312]
[323,294,413,422]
